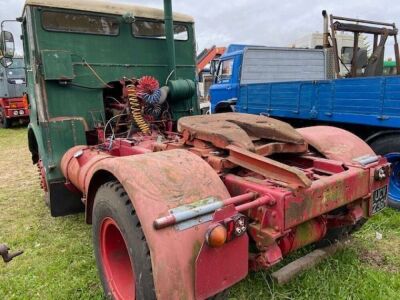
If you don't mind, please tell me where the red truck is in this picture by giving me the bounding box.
[0,57,28,128]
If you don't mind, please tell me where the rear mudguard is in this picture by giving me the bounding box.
[297,126,376,162]
[84,149,247,299]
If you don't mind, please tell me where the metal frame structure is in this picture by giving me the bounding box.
[327,12,400,77]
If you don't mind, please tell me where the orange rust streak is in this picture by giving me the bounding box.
[255,142,308,157]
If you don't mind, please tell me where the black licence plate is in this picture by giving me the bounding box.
[372,186,387,214]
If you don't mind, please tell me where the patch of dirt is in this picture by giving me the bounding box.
[357,245,399,273]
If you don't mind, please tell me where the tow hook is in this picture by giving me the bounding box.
[0,244,23,263]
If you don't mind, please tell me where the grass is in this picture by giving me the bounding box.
[0,128,102,299]
[0,127,399,299]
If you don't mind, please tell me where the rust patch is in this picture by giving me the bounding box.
[178,112,304,152]
[321,180,346,206]
[284,193,314,227]
[297,126,375,162]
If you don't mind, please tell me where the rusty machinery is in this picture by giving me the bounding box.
[8,0,391,299]
[0,244,23,263]
[60,106,390,298]
[322,10,400,78]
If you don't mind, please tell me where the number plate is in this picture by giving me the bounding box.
[372,186,387,214]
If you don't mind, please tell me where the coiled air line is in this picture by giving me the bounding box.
[127,84,150,134]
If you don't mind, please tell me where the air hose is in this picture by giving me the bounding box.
[127,84,150,134]
[136,76,162,105]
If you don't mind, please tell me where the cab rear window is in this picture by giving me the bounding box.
[41,11,119,36]
[132,20,188,40]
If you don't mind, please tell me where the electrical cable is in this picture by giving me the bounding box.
[103,113,128,147]
[71,53,113,88]
[106,96,123,105]
[83,60,113,88]
[165,69,175,85]
[69,82,106,89]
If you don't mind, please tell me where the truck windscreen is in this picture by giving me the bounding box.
[6,59,25,83]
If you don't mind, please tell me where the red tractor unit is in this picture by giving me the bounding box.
[0,57,28,128]
[6,0,389,299]
[60,113,389,299]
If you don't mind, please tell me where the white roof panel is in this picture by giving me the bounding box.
[24,0,194,22]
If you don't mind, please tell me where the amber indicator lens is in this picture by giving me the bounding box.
[205,223,227,248]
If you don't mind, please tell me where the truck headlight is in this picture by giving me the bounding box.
[19,109,24,115]
[13,110,18,116]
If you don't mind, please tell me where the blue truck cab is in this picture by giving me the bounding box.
[210,44,260,113]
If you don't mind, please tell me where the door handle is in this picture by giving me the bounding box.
[226,86,232,90]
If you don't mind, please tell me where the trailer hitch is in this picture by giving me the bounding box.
[0,244,23,263]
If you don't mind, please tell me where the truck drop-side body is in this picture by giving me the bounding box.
[0,57,28,128]
[18,1,389,299]
[211,45,400,130]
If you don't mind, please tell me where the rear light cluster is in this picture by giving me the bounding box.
[374,165,390,181]
[22,94,29,108]
[205,214,248,248]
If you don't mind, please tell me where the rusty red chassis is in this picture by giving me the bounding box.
[60,113,388,299]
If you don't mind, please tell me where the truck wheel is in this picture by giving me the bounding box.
[92,181,156,300]
[0,108,10,128]
[383,153,400,210]
[37,160,50,207]
[370,135,400,210]
[208,289,230,300]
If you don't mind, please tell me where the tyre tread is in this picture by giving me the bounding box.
[93,180,155,300]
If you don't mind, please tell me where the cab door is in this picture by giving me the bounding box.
[209,57,239,112]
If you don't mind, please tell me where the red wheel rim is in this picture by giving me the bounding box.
[100,217,136,300]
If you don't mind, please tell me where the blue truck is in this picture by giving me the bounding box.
[210,13,400,208]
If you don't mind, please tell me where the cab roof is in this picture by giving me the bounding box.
[24,0,194,23]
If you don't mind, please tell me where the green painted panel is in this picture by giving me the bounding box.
[24,5,199,184]
[44,119,87,180]
[41,50,74,80]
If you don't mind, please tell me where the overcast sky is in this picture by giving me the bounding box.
[2,0,400,57]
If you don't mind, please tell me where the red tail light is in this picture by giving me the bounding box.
[22,94,29,109]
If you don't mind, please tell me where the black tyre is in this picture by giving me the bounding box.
[214,103,234,113]
[0,108,11,128]
[92,181,156,300]
[370,134,400,209]
[369,134,400,155]
[208,289,230,300]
